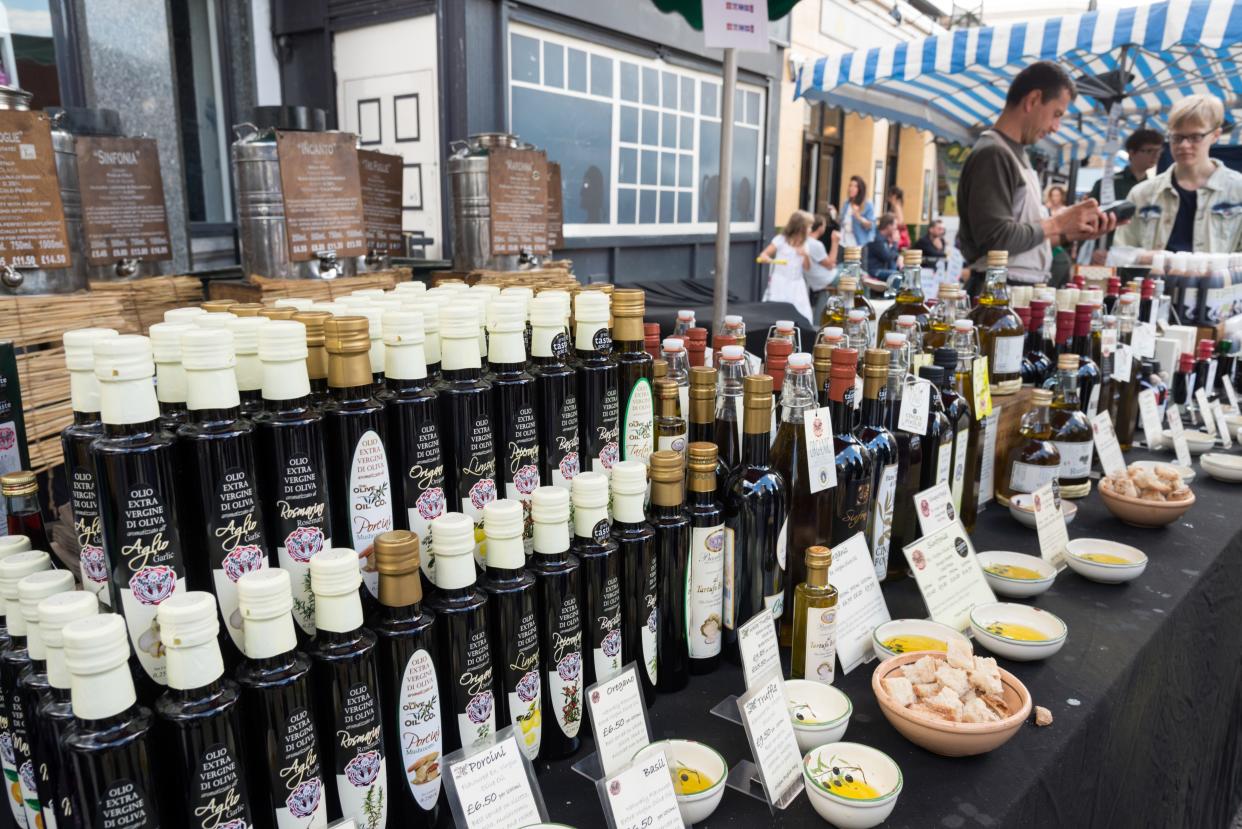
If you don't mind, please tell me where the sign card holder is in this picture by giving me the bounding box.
[442,727,548,829]
[573,663,652,782]
[596,749,684,829]
[735,672,805,812]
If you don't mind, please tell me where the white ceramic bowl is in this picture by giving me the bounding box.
[1163,429,1215,454]
[785,679,852,753]
[803,742,902,829]
[872,618,971,661]
[1008,493,1077,529]
[975,551,1057,598]
[1064,538,1148,584]
[633,739,726,824]
[1201,452,1242,483]
[1128,459,1195,483]
[969,602,1068,661]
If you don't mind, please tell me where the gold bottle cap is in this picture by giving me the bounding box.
[690,366,715,390]
[648,450,684,482]
[743,373,773,405]
[687,441,717,493]
[201,299,237,313]
[375,530,421,576]
[259,306,298,320]
[689,367,715,423]
[937,283,958,300]
[902,249,923,267]
[0,471,36,497]
[230,303,265,317]
[653,359,668,379]
[612,288,645,316]
[863,347,889,379]
[293,311,331,345]
[838,276,858,292]
[1031,388,1053,406]
[805,545,832,586]
[1057,353,1079,371]
[654,378,679,400]
[844,247,861,263]
[988,250,1009,267]
[324,316,372,354]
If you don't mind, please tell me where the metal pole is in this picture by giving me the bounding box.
[713,47,737,336]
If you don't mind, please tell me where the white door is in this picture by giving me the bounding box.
[335,17,442,259]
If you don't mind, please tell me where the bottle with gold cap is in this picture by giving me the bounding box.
[647,450,689,692]
[530,296,581,490]
[685,442,724,676]
[574,291,620,476]
[609,461,657,704]
[307,548,389,825]
[293,310,332,408]
[1,471,49,558]
[858,349,899,583]
[876,248,930,344]
[371,530,445,824]
[177,327,270,668]
[612,289,655,464]
[1050,353,1094,498]
[969,250,1026,396]
[654,378,688,457]
[1004,388,1061,499]
[570,473,622,688]
[790,546,838,683]
[688,367,725,497]
[254,319,333,642]
[722,374,788,653]
[323,315,394,611]
[821,248,875,328]
[480,502,542,762]
[827,348,873,546]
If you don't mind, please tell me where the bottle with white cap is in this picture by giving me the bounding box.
[569,472,621,688]
[148,321,193,431]
[227,315,269,417]
[527,488,581,759]
[377,311,445,592]
[356,305,386,393]
[323,316,393,613]
[661,337,690,419]
[153,592,253,828]
[234,569,329,829]
[307,549,388,826]
[673,309,695,338]
[163,306,207,325]
[714,344,748,476]
[274,297,315,312]
[574,291,620,476]
[608,462,657,704]
[529,295,579,492]
[89,334,188,703]
[479,501,541,760]
[254,320,332,643]
[424,513,496,755]
[0,552,50,828]
[177,328,270,666]
[60,327,118,606]
[34,591,97,829]
[399,297,441,381]
[369,530,441,824]
[488,300,539,552]
[434,306,497,565]
[61,614,161,825]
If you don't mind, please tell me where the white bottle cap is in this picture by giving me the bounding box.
[0,535,30,557]
[382,310,425,346]
[823,326,844,339]
[394,281,426,295]
[158,592,224,690]
[953,319,975,331]
[194,313,236,329]
[259,320,309,362]
[437,282,470,293]
[530,295,563,328]
[897,315,916,326]
[725,314,743,325]
[274,297,314,311]
[663,338,684,352]
[610,461,647,496]
[148,322,194,362]
[430,513,476,590]
[181,327,236,370]
[227,316,268,355]
[575,291,610,323]
[775,320,794,329]
[94,334,155,382]
[238,568,294,620]
[788,352,813,369]
[63,613,131,680]
[40,591,98,690]
[677,309,695,321]
[310,548,364,633]
[401,298,440,331]
[18,570,74,659]
[847,309,866,322]
[164,306,206,324]
[338,295,373,307]
[532,486,570,555]
[483,500,525,570]
[719,345,745,361]
[884,332,908,346]
[0,551,53,634]
[63,328,119,371]
[309,302,339,315]
[441,305,480,339]
[350,289,386,299]
[472,284,502,300]
[488,298,526,333]
[571,471,609,509]
[370,297,402,312]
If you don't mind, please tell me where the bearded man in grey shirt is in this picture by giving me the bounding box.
[957,61,1117,294]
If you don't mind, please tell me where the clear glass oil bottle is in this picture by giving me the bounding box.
[790,546,839,684]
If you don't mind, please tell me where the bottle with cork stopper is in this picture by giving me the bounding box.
[685,442,725,675]
[609,461,657,705]
[649,450,690,692]
[574,291,620,477]
[612,289,655,464]
[790,546,838,682]
[877,248,930,344]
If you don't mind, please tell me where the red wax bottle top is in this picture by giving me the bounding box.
[713,334,739,351]
[1107,276,1121,296]
[828,347,858,403]
[1015,306,1032,326]
[1179,352,1195,373]
[1141,278,1155,299]
[1056,310,1076,345]
[1197,338,1215,360]
[1073,304,1093,337]
[765,338,793,390]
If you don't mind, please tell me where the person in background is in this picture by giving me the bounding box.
[1116,94,1242,253]
[914,218,948,267]
[1088,128,1164,260]
[956,60,1114,294]
[866,213,902,282]
[806,213,842,322]
[758,209,815,324]
[1044,184,1067,214]
[886,186,911,249]
[844,175,876,248]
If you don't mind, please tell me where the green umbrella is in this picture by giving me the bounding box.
[651,0,801,29]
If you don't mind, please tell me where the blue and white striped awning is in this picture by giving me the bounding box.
[795,0,1242,162]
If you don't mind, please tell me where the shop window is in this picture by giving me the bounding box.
[0,1,62,108]
[170,0,233,224]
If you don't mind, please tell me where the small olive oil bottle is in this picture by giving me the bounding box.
[790,546,839,684]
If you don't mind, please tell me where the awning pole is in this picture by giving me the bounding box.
[713,47,737,336]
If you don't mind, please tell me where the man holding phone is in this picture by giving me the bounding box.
[957,61,1117,293]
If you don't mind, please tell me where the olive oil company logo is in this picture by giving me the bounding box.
[80,545,108,584]
[819,610,834,625]
[559,452,579,480]
[609,780,621,796]
[706,529,725,552]
[812,415,825,438]
[819,469,829,486]
[223,545,266,582]
[287,779,322,818]
[593,329,612,353]
[284,526,324,563]
[671,437,686,453]
[466,692,494,724]
[514,465,539,496]
[416,487,446,521]
[129,565,176,605]
[344,751,382,787]
[551,333,569,358]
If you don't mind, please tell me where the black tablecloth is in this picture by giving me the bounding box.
[529,451,1242,827]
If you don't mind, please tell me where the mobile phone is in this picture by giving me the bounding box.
[1101,200,1136,222]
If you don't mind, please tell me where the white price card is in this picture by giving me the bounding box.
[598,752,683,829]
[1195,388,1216,436]
[913,482,956,536]
[901,520,996,633]
[1138,389,1163,450]
[736,673,805,811]
[1212,401,1233,449]
[897,378,931,434]
[1112,343,1133,383]
[1090,411,1127,478]
[1225,378,1240,412]
[803,406,837,494]
[444,730,546,829]
[1166,406,1192,468]
[737,609,782,690]
[978,408,1000,506]
[1031,482,1069,570]
[1131,322,1156,359]
[586,665,652,777]
[828,532,891,675]
[704,0,770,52]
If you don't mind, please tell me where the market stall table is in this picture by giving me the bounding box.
[530,450,1242,827]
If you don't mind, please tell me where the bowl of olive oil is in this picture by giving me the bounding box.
[633,739,727,824]
[871,618,971,662]
[1064,538,1148,584]
[976,550,1057,598]
[969,602,1067,661]
[803,741,902,828]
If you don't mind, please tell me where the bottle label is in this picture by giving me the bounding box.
[592,387,620,475]
[764,591,784,619]
[501,404,540,554]
[978,412,998,507]
[208,466,269,653]
[775,516,790,572]
[641,552,658,685]
[404,417,446,588]
[1009,460,1058,494]
[189,742,251,829]
[458,416,498,568]
[722,528,736,631]
[950,427,968,512]
[592,575,623,683]
[69,463,110,607]
[1087,385,1101,420]
[93,778,155,829]
[551,390,581,488]
[506,613,543,760]
[992,333,1024,375]
[547,595,583,739]
[803,605,838,684]
[1053,439,1094,479]
[273,707,328,829]
[834,472,871,541]
[936,440,953,489]
[656,430,687,455]
[686,525,725,659]
[349,430,394,598]
[275,454,330,635]
[871,463,898,582]
[332,682,387,828]
[0,718,23,829]
[398,649,443,809]
[622,378,654,464]
[8,688,38,829]
[113,483,187,686]
[456,628,496,749]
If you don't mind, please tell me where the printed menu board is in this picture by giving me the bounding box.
[76,136,171,264]
[546,161,564,251]
[275,130,366,261]
[489,146,549,255]
[358,149,405,255]
[0,111,70,269]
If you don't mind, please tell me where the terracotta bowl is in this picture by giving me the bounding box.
[1097,484,1194,528]
[871,651,1032,757]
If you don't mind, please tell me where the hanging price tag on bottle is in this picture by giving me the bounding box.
[1130,322,1156,359]
[1090,411,1127,478]
[1112,343,1133,383]
[1212,401,1233,448]
[897,378,931,434]
[1166,406,1192,467]
[972,356,993,419]
[1195,388,1216,436]
[1137,389,1163,450]
[803,406,837,493]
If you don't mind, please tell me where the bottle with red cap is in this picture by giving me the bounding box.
[1193,338,1217,424]
[1172,351,1196,414]
[1104,275,1121,315]
[765,331,795,407]
[1068,303,1102,416]
[1138,276,1156,324]
[827,348,873,547]
[644,323,662,361]
[1022,300,1053,386]
[685,328,707,367]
